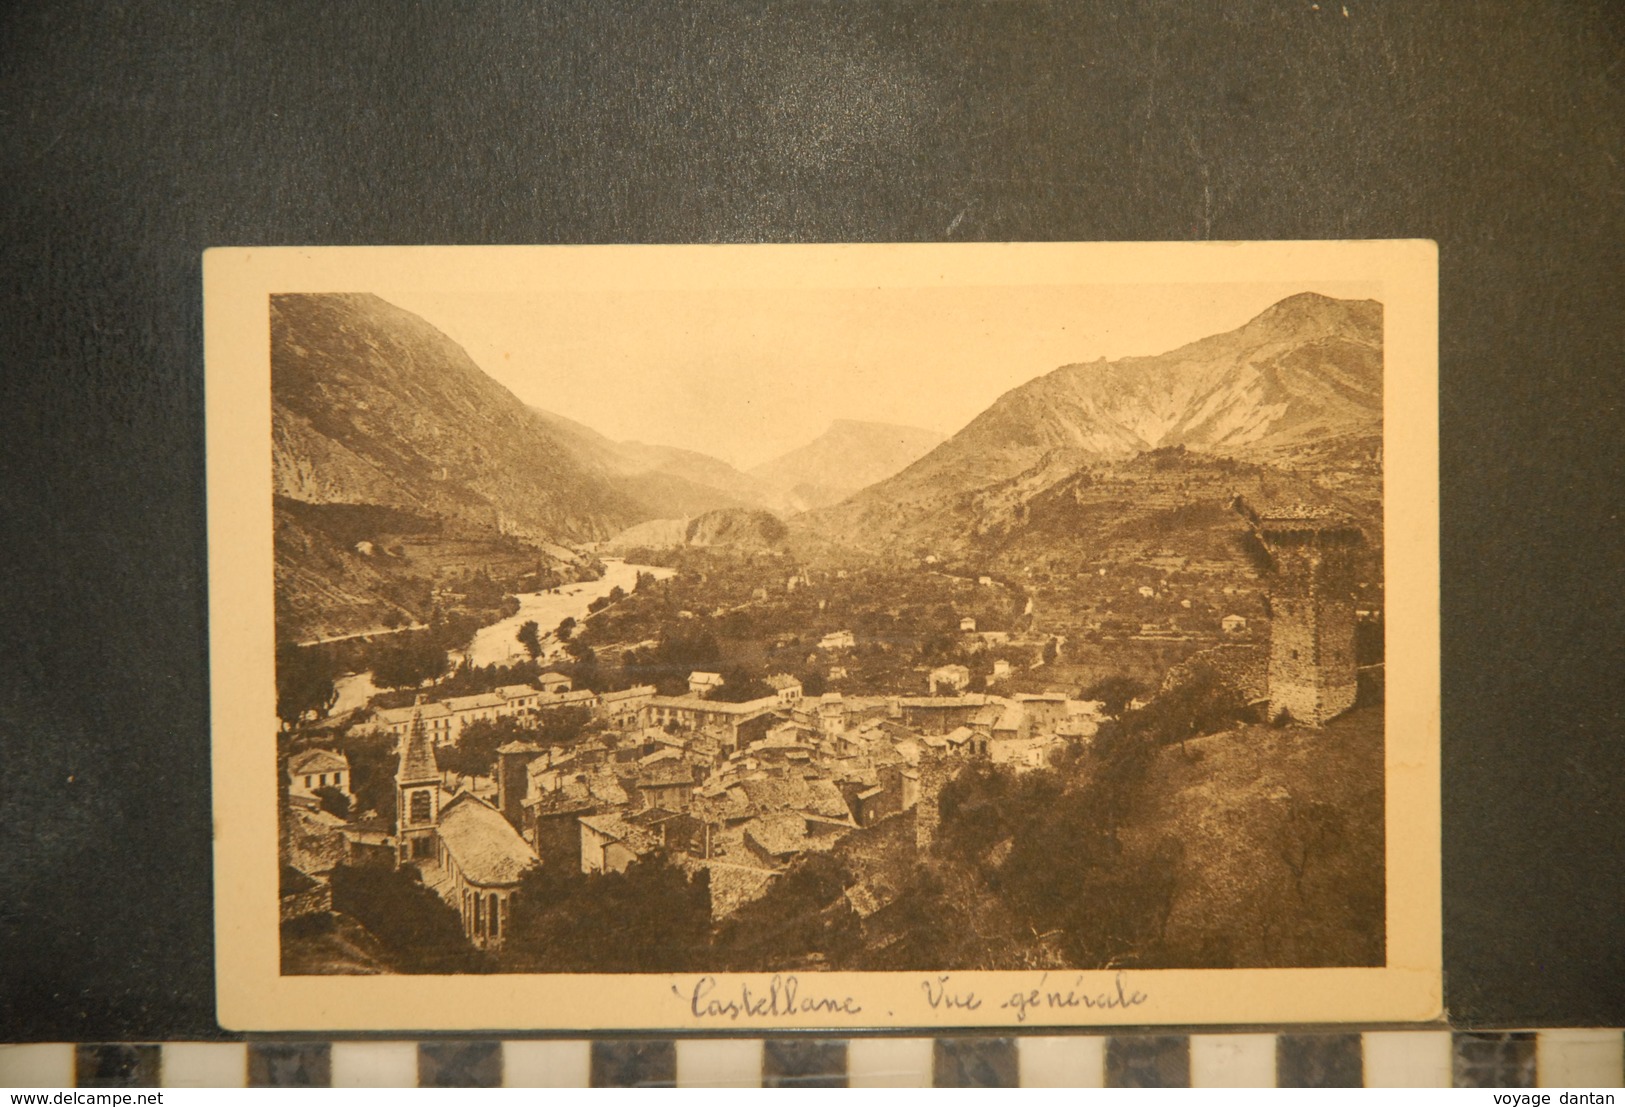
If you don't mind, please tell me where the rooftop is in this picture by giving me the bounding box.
[745,812,812,857]
[398,723,439,783]
[649,694,780,716]
[290,748,347,775]
[376,702,451,724]
[638,763,697,789]
[578,813,660,854]
[445,693,506,712]
[435,794,538,886]
[540,689,598,705]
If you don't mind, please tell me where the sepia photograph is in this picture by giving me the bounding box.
[207,242,1440,1031]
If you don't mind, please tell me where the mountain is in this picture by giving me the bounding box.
[273,292,645,543]
[529,407,776,517]
[606,508,789,553]
[749,419,946,513]
[798,293,1383,560]
[271,293,779,640]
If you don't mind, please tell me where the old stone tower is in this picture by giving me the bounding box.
[1246,503,1364,726]
[914,747,955,853]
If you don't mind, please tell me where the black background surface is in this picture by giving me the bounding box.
[1,1,1619,1041]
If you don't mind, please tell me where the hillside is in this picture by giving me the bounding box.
[798,293,1382,562]
[530,407,776,517]
[273,293,642,544]
[1125,707,1386,967]
[272,293,639,640]
[605,508,789,553]
[710,702,1384,973]
[750,419,946,513]
[271,293,783,640]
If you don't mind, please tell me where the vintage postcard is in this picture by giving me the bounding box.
[206,241,1440,1032]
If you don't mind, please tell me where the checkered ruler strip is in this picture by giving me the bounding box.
[1,1032,1620,1088]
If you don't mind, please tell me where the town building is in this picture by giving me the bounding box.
[578,813,660,874]
[765,673,803,706]
[427,792,538,949]
[442,692,508,738]
[394,715,538,948]
[643,694,778,751]
[688,671,726,697]
[635,761,698,812]
[289,748,350,800]
[535,688,600,713]
[374,699,454,745]
[600,684,656,729]
[928,664,971,694]
[818,630,855,651]
[497,684,541,714]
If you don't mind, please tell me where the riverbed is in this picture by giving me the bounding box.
[331,559,675,713]
[464,558,675,668]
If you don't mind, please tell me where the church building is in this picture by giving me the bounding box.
[395,712,539,949]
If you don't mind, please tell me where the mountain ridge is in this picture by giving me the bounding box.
[797,292,1383,559]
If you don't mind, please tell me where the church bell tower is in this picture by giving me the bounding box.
[395,710,441,865]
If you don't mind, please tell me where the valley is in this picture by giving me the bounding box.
[272,287,1388,977]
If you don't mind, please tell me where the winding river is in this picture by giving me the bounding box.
[331,558,675,714]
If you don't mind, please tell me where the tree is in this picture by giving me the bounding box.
[440,716,531,779]
[336,730,397,822]
[516,620,542,659]
[329,863,486,973]
[275,642,338,730]
[372,634,449,690]
[503,853,711,972]
[1042,636,1060,664]
[556,616,576,640]
[1082,674,1148,719]
[1134,665,1246,753]
[536,705,591,748]
[712,666,774,703]
[314,785,351,820]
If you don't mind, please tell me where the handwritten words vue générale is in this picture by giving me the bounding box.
[674,972,1149,1024]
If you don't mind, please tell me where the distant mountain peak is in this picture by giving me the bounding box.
[749,419,946,514]
[1242,290,1382,337]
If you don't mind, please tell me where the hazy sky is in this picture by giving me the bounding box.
[372,279,1377,470]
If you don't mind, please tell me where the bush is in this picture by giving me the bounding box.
[314,785,351,820]
[503,854,711,972]
[329,864,486,973]
[335,731,397,823]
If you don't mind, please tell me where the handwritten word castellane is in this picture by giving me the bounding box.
[678,975,863,1020]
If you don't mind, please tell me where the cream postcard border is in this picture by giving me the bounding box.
[205,241,1440,1033]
